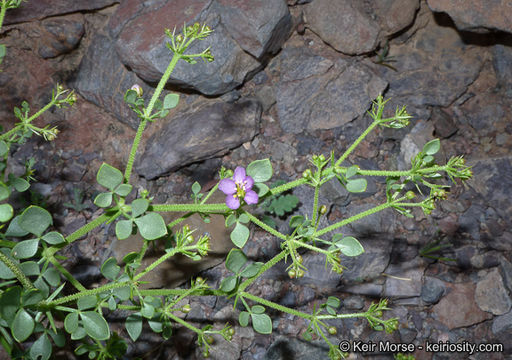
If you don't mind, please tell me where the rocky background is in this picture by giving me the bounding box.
[1,0,511,359]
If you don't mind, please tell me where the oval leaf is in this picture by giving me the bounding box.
[80,311,110,340]
[13,178,30,192]
[0,183,10,201]
[12,308,35,342]
[64,312,79,334]
[131,198,149,218]
[251,313,272,334]
[246,159,273,183]
[96,163,123,191]
[114,183,132,197]
[19,206,52,237]
[423,138,440,156]
[94,192,112,208]
[230,222,249,248]
[29,333,52,360]
[240,262,263,278]
[225,249,247,273]
[12,239,39,259]
[336,236,364,257]
[163,93,179,109]
[220,275,237,292]
[0,203,13,222]
[42,231,65,245]
[134,212,167,241]
[346,178,367,193]
[239,311,250,327]
[126,313,143,342]
[101,257,120,280]
[115,220,133,240]
[77,295,97,311]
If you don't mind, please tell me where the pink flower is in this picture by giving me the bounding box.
[219,166,259,210]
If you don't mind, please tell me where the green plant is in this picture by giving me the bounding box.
[63,188,89,212]
[259,180,300,229]
[0,3,473,360]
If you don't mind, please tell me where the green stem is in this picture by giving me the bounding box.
[240,291,313,320]
[164,310,202,334]
[315,200,400,237]
[139,288,223,297]
[0,251,34,290]
[152,203,228,213]
[335,120,378,167]
[0,99,57,141]
[43,281,131,307]
[291,240,330,256]
[124,52,181,182]
[0,1,8,32]
[133,245,198,281]
[238,249,288,292]
[312,185,320,225]
[48,256,86,292]
[243,211,288,241]
[269,178,308,196]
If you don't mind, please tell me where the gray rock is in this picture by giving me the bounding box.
[384,257,425,298]
[475,267,512,315]
[493,44,512,94]
[340,237,392,283]
[399,120,435,169]
[491,310,512,334]
[343,295,365,310]
[70,32,151,129]
[38,15,85,59]
[136,99,261,179]
[421,276,446,304]
[113,0,291,95]
[264,337,329,360]
[272,47,387,133]
[427,0,512,33]
[4,0,118,25]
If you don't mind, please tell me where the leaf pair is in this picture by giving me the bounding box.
[220,249,263,293]
[239,305,272,334]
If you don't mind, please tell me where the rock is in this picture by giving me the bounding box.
[136,99,261,179]
[491,310,512,334]
[264,337,329,360]
[272,46,387,133]
[37,15,85,58]
[399,120,435,169]
[433,282,492,329]
[431,107,458,138]
[381,12,484,108]
[343,295,365,310]
[69,32,151,129]
[113,0,291,95]
[304,0,419,55]
[426,0,512,34]
[493,44,512,93]
[421,276,446,304]
[384,257,425,298]
[340,237,392,283]
[475,267,512,315]
[3,0,118,25]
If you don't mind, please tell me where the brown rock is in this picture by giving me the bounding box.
[475,267,512,315]
[433,282,492,329]
[427,0,512,33]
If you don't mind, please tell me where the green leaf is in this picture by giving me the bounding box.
[96,163,123,191]
[253,183,269,197]
[64,312,79,334]
[0,183,10,201]
[289,215,304,229]
[70,326,86,340]
[80,311,110,340]
[42,267,60,287]
[12,309,34,342]
[115,220,133,240]
[124,89,137,105]
[251,313,272,334]
[220,275,237,292]
[163,93,179,109]
[30,333,52,360]
[134,212,167,240]
[225,249,247,273]
[0,203,13,222]
[12,239,39,259]
[0,286,21,322]
[94,192,113,208]
[191,181,201,195]
[346,165,359,178]
[346,178,367,193]
[246,159,273,183]
[423,138,440,156]
[230,222,249,248]
[41,231,65,245]
[131,198,149,218]
[251,305,265,314]
[101,257,120,280]
[268,194,299,216]
[77,295,97,310]
[240,262,263,278]
[126,314,142,342]
[239,311,250,327]
[141,303,154,319]
[326,296,341,309]
[19,261,40,277]
[0,140,8,157]
[148,319,162,333]
[335,236,364,257]
[114,184,132,197]
[113,286,130,301]
[5,216,29,237]
[238,214,249,224]
[225,214,237,227]
[13,178,29,192]
[19,206,52,237]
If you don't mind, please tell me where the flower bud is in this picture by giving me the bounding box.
[327,326,337,335]
[130,84,143,97]
[296,269,305,278]
[295,254,303,264]
[228,328,235,336]
[405,191,415,200]
[206,336,214,344]
[288,269,296,279]
[182,304,191,313]
[176,34,183,43]
[319,154,326,162]
[319,205,327,215]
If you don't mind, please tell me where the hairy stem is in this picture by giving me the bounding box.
[0,251,34,290]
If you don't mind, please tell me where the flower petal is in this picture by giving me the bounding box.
[244,175,254,190]
[233,167,246,184]
[226,195,240,210]
[244,190,259,205]
[219,179,236,195]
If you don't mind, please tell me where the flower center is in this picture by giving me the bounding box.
[235,181,247,199]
